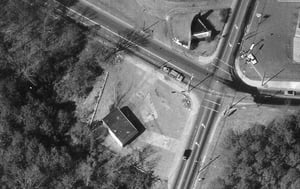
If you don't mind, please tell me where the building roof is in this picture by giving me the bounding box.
[102,108,138,146]
[191,15,211,39]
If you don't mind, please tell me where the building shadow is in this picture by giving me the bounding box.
[190,10,220,50]
[120,106,145,145]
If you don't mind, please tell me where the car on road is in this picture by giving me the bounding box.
[183,149,192,160]
[162,66,184,82]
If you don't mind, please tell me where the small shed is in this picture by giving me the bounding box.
[192,17,212,39]
[102,108,139,147]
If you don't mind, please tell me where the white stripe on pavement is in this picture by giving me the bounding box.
[58,1,193,77]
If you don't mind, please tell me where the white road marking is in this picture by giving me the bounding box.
[246,1,260,34]
[214,58,234,68]
[211,63,231,75]
[201,106,219,112]
[203,98,221,105]
[81,0,171,51]
[80,0,133,28]
[57,1,193,76]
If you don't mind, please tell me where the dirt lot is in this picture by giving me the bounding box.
[239,0,300,81]
[195,98,300,189]
[85,55,202,188]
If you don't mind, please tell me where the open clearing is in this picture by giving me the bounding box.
[88,55,201,188]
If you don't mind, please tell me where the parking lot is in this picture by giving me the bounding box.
[239,0,300,81]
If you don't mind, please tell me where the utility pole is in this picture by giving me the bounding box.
[186,74,194,92]
[143,20,160,33]
[262,68,285,86]
[231,95,248,108]
[189,73,213,92]
[197,155,220,175]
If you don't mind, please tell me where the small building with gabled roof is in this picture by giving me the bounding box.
[102,107,139,147]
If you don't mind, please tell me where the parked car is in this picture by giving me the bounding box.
[162,66,170,73]
[183,149,192,160]
[240,50,247,59]
[284,90,296,96]
[246,53,258,65]
[162,66,184,82]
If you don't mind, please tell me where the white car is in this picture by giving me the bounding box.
[246,53,258,65]
[284,90,296,96]
[169,69,184,82]
[176,74,184,82]
[162,66,184,82]
[162,66,170,73]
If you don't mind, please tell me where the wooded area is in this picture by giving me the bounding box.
[0,0,157,188]
[211,112,300,189]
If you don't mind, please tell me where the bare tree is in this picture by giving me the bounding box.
[104,29,151,61]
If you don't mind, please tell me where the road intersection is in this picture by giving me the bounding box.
[60,0,258,188]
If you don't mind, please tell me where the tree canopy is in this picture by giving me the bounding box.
[214,113,300,189]
[0,0,157,188]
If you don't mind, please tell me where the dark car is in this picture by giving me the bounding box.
[183,149,192,160]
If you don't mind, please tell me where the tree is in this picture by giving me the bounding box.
[0,0,158,188]
[216,112,300,189]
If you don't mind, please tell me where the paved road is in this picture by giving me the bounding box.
[63,0,238,94]
[172,1,254,189]
[62,0,253,188]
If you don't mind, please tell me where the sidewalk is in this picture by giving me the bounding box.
[235,57,300,91]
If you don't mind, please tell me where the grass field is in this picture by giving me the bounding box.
[239,0,300,81]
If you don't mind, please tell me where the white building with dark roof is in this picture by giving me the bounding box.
[102,108,139,147]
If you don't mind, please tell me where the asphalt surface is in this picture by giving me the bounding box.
[172,1,254,189]
[63,0,253,188]
[65,0,239,95]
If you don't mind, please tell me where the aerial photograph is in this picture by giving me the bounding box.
[1,0,300,188]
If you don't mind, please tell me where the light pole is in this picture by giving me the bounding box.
[186,74,194,92]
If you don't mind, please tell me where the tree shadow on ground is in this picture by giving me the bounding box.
[104,28,151,61]
[120,106,145,145]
